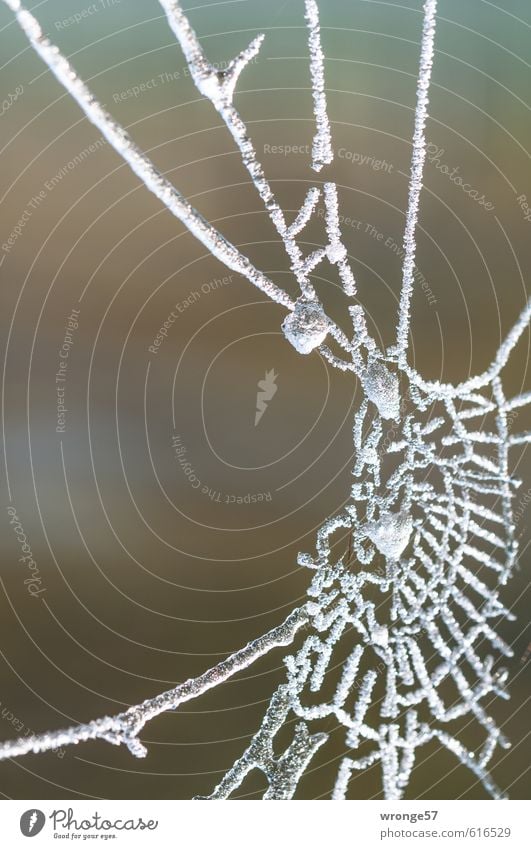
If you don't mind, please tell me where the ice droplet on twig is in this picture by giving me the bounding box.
[372,625,389,647]
[363,360,400,420]
[326,243,347,264]
[322,182,357,296]
[366,511,413,560]
[282,299,329,354]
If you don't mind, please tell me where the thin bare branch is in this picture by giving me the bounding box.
[0,0,293,310]
[0,606,310,761]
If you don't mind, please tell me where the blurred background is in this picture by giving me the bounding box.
[0,0,529,799]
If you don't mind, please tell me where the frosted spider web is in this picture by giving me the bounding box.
[0,0,530,800]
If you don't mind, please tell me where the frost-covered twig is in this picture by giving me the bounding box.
[0,0,292,311]
[0,606,310,761]
[159,0,317,296]
[396,0,437,363]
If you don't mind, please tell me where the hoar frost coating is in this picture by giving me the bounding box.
[1,0,530,800]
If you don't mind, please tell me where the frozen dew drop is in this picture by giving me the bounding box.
[326,242,347,264]
[372,625,389,647]
[282,299,329,354]
[493,667,509,685]
[363,360,400,420]
[366,510,413,560]
[361,444,379,466]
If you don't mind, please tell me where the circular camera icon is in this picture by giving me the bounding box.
[20,809,46,837]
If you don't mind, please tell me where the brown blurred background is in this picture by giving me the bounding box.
[0,0,529,799]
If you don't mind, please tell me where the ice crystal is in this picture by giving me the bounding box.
[365,510,413,560]
[363,360,401,421]
[282,299,330,354]
[0,0,530,802]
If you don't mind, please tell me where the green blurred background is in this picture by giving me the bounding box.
[0,0,529,799]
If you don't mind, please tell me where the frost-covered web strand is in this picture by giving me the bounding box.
[0,0,294,310]
[406,297,531,399]
[323,182,357,296]
[304,0,333,171]
[199,685,328,800]
[396,0,437,362]
[0,607,310,761]
[287,187,321,237]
